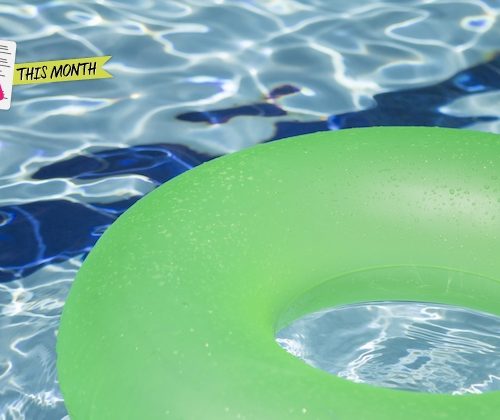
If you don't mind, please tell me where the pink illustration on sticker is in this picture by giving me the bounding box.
[0,40,16,110]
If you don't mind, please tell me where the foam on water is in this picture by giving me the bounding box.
[277,301,500,395]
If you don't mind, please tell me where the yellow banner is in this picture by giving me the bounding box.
[13,56,112,85]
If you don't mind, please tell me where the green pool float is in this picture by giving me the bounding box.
[57,126,500,419]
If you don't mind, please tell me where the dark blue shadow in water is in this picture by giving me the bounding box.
[0,199,134,282]
[32,144,214,185]
[177,54,499,140]
[0,146,213,282]
[0,55,498,282]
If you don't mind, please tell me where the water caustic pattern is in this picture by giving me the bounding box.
[0,260,77,420]
[0,144,212,283]
[0,0,499,418]
[277,302,500,395]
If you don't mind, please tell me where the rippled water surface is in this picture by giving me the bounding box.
[0,0,499,418]
[277,302,500,394]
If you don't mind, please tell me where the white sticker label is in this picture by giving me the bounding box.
[0,40,17,110]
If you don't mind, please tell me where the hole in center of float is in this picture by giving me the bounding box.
[276,301,500,394]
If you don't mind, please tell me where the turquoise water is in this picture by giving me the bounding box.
[277,301,500,395]
[0,0,499,418]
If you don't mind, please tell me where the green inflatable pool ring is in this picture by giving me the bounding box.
[57,127,500,419]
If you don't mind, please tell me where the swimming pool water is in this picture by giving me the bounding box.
[277,301,500,395]
[0,0,499,418]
